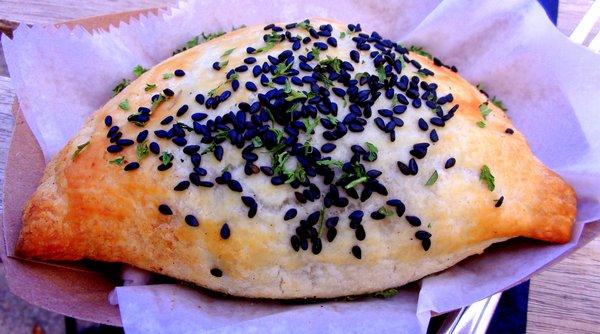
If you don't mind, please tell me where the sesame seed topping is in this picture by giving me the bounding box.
[158,204,173,215]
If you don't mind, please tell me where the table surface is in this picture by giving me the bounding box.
[0,1,598,333]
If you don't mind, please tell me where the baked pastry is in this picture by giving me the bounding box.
[16,18,576,298]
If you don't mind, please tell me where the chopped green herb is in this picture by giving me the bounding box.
[373,288,399,298]
[317,159,344,169]
[377,207,395,217]
[133,65,148,77]
[202,30,225,41]
[118,99,130,111]
[252,32,281,54]
[275,61,293,76]
[301,117,320,135]
[221,164,233,173]
[71,141,90,160]
[172,35,200,55]
[319,56,342,74]
[218,60,229,68]
[365,142,378,162]
[480,165,495,191]
[345,176,368,189]
[109,156,125,166]
[112,78,131,96]
[144,83,156,92]
[355,72,370,82]
[318,208,327,236]
[251,136,263,148]
[310,46,321,60]
[270,127,284,143]
[408,45,433,59]
[490,96,507,112]
[476,121,486,128]
[339,31,347,39]
[315,72,333,88]
[161,151,172,165]
[176,122,193,132]
[272,151,290,175]
[221,48,236,57]
[162,72,174,80]
[284,164,307,184]
[425,170,438,186]
[376,65,386,82]
[390,95,399,107]
[151,94,166,111]
[285,90,307,101]
[326,115,339,125]
[297,20,313,31]
[136,140,149,161]
[214,129,230,140]
[479,102,492,119]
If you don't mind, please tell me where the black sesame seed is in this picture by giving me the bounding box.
[312,238,322,255]
[124,162,139,171]
[220,223,231,239]
[370,211,385,220]
[210,268,223,277]
[214,146,224,161]
[349,210,364,221]
[291,235,300,251]
[505,128,514,134]
[418,118,429,131]
[106,126,119,138]
[195,94,205,105]
[495,196,504,208]
[174,69,185,77]
[284,208,298,221]
[351,245,362,259]
[421,239,431,251]
[116,139,134,146]
[405,216,421,226]
[355,225,366,241]
[408,158,418,175]
[245,81,258,92]
[199,181,214,188]
[185,214,199,227]
[327,227,337,242]
[136,130,148,143]
[321,143,336,153]
[149,142,160,154]
[445,158,456,169]
[228,180,243,192]
[415,230,432,240]
[158,204,173,215]
[430,129,439,142]
[104,115,112,127]
[161,115,174,125]
[174,181,190,191]
[163,88,174,97]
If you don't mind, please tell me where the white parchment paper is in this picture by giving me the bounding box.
[3,0,600,332]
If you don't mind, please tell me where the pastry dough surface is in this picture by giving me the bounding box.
[17,18,576,298]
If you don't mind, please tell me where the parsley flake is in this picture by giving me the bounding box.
[109,156,125,166]
[479,102,492,119]
[490,96,507,112]
[326,115,339,125]
[118,99,130,111]
[71,141,90,161]
[162,72,174,80]
[365,142,378,162]
[377,207,395,217]
[222,48,236,57]
[144,83,157,92]
[425,170,439,186]
[476,121,486,128]
[112,79,131,96]
[373,288,399,298]
[408,45,433,59]
[376,65,387,82]
[480,165,495,191]
[133,65,148,77]
[317,159,344,169]
[161,151,173,165]
[136,140,149,161]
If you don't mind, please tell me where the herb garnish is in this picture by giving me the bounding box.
[408,45,433,59]
[161,151,173,165]
[373,288,399,298]
[319,56,342,74]
[317,159,344,169]
[476,121,486,128]
[136,140,149,161]
[71,141,90,161]
[162,72,174,80]
[133,65,148,77]
[112,79,131,96]
[222,48,236,57]
[490,96,507,112]
[425,170,439,186]
[118,99,130,111]
[480,165,495,191]
[109,156,125,166]
[377,207,395,217]
[376,65,386,82]
[365,142,378,162]
[144,83,156,92]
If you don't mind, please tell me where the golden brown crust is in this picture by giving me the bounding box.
[16,18,576,298]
